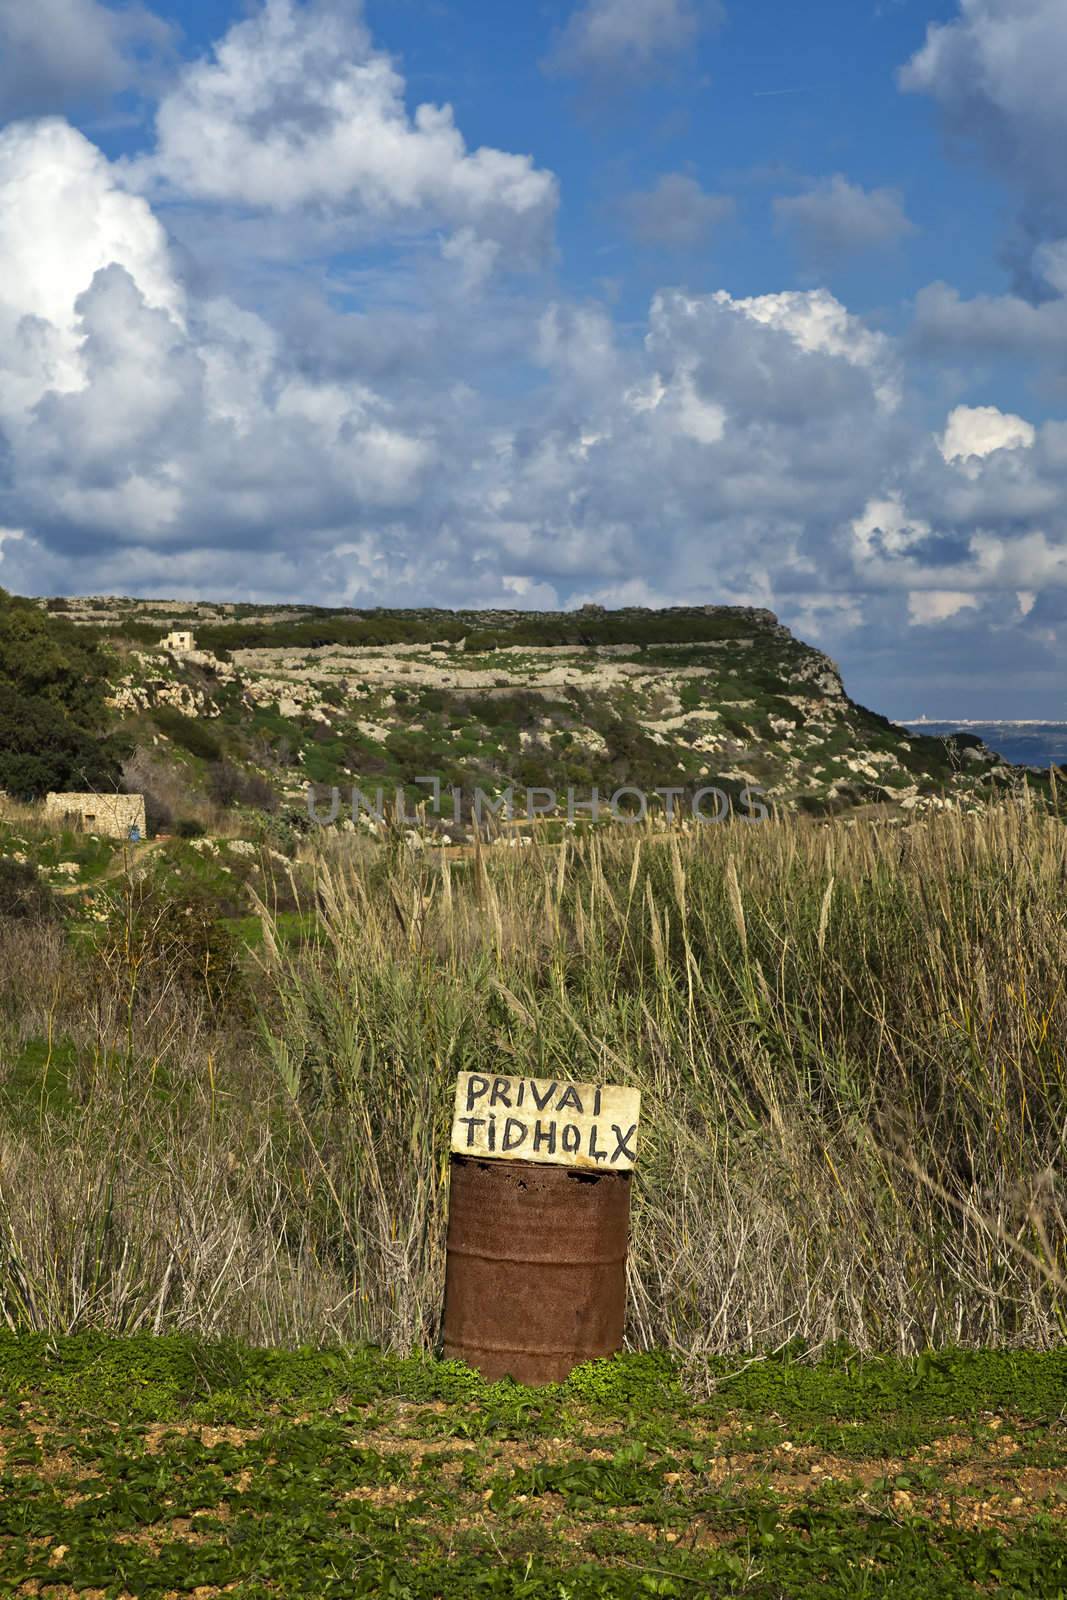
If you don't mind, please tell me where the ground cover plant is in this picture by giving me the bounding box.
[1,1336,1065,1597]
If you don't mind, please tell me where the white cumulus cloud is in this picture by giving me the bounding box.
[129,0,557,263]
[0,119,181,410]
[712,287,900,410]
[852,495,932,563]
[940,404,1036,465]
[907,590,980,624]
[0,117,436,558]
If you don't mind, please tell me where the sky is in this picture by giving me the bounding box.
[0,0,1066,718]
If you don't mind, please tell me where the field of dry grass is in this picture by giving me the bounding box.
[1,798,1063,1370]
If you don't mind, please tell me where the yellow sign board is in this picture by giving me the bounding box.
[451,1072,641,1171]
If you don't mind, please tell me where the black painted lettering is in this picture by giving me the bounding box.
[530,1080,558,1112]
[610,1123,637,1162]
[487,1113,497,1151]
[561,1124,580,1154]
[457,1117,485,1147]
[587,1124,607,1162]
[466,1075,490,1112]
[490,1076,513,1108]
[593,1087,602,1116]
[557,1085,583,1114]
[531,1119,557,1154]
[516,1081,525,1106]
[502,1117,528,1151]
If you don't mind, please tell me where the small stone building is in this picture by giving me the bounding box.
[43,792,147,840]
[162,630,195,653]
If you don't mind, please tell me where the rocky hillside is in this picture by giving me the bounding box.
[40,595,1032,833]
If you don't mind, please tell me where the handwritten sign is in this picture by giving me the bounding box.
[451,1072,641,1171]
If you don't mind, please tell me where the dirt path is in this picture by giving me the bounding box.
[52,836,165,895]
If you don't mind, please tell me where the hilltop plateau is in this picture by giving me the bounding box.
[27,594,1031,841]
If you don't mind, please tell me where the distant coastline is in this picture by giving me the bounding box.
[901,720,1067,769]
[903,718,1065,727]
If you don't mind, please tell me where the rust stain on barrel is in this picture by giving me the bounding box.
[442,1154,631,1385]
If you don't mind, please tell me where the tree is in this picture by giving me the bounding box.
[0,685,122,800]
[0,592,120,800]
[0,589,113,728]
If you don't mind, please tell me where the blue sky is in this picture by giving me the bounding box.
[0,0,1066,717]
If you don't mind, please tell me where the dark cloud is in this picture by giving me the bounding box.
[773,175,915,267]
[619,174,735,249]
[900,0,1067,260]
[910,280,1067,392]
[0,0,173,117]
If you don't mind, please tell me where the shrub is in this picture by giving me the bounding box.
[467,693,539,729]
[151,707,224,762]
[141,787,174,837]
[252,807,309,858]
[0,858,63,923]
[98,884,249,1014]
[175,818,206,839]
[208,761,277,811]
[0,685,121,800]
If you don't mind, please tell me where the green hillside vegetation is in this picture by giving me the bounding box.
[0,591,1054,978]
[0,590,124,799]
[100,601,772,654]
[35,592,1046,840]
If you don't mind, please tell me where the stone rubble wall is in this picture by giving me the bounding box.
[42,792,147,839]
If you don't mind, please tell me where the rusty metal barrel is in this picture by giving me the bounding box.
[442,1154,631,1385]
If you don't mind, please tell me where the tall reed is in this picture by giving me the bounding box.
[1,802,1064,1369]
